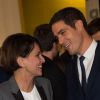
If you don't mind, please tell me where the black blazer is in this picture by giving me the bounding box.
[42,56,67,100]
[66,42,100,100]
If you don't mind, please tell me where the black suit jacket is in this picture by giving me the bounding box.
[42,56,67,100]
[66,42,100,100]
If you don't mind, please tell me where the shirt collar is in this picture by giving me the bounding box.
[83,39,97,60]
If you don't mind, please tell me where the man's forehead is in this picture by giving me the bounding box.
[51,21,70,40]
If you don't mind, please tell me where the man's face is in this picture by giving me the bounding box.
[52,20,83,55]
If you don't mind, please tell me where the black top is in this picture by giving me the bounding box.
[42,55,67,100]
[0,67,11,83]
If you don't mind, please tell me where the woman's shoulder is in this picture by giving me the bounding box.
[35,76,50,84]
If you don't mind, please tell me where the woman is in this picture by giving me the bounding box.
[0,33,53,100]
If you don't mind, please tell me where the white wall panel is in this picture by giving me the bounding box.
[0,0,22,46]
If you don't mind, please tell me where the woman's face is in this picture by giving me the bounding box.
[21,43,45,77]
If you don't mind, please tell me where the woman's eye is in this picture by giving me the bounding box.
[36,52,41,57]
[36,54,39,57]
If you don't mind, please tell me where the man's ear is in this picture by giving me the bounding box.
[75,20,83,31]
[17,56,25,67]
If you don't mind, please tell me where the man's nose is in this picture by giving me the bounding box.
[58,37,64,45]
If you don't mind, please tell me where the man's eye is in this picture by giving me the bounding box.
[60,29,67,34]
[60,31,65,35]
[59,30,65,35]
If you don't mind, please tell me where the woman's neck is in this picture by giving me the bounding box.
[14,69,34,92]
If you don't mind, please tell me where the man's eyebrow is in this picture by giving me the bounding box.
[57,28,66,35]
[57,29,64,35]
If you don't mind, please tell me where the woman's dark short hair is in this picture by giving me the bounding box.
[0,33,41,74]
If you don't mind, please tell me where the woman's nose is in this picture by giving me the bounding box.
[40,55,45,63]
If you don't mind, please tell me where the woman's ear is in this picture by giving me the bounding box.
[17,57,25,67]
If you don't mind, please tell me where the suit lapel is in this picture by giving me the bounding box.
[87,42,100,93]
[72,55,85,98]
[72,55,81,85]
[12,90,24,100]
[36,85,47,100]
[12,86,47,100]
[9,76,24,100]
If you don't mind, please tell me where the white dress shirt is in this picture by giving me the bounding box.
[77,39,97,84]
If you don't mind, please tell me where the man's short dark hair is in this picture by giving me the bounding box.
[33,24,57,51]
[88,17,100,36]
[49,7,88,32]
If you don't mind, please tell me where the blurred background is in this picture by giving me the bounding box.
[0,0,100,46]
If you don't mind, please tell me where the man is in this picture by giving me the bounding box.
[88,17,100,40]
[33,24,67,100]
[49,7,100,100]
